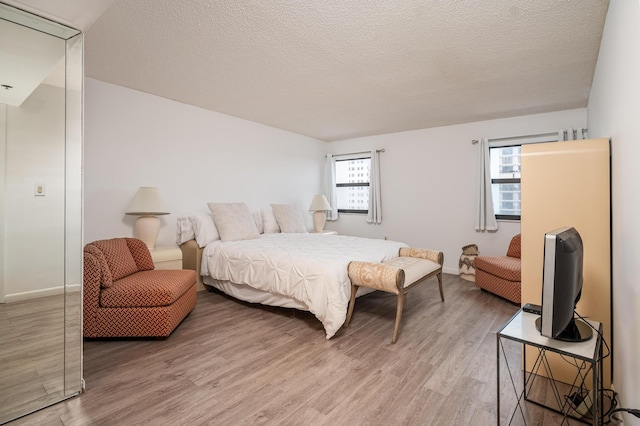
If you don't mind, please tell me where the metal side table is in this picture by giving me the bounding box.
[497,309,603,425]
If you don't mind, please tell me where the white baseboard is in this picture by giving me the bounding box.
[66,283,82,293]
[4,286,65,303]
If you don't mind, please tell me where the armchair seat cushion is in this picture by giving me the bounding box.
[475,271,521,304]
[100,270,197,308]
[473,256,521,282]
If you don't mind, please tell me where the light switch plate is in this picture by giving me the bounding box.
[34,183,46,196]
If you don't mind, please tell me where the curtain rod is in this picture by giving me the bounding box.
[471,129,589,145]
[331,149,385,156]
[471,131,564,145]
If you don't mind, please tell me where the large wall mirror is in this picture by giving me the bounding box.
[0,3,83,423]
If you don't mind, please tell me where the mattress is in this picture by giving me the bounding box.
[201,233,407,338]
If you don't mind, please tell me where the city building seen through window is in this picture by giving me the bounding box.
[335,157,371,213]
[490,145,521,220]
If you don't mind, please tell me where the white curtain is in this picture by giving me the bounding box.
[324,154,338,221]
[475,138,498,231]
[559,128,589,141]
[367,150,382,224]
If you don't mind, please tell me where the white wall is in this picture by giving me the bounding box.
[326,108,587,274]
[84,79,327,247]
[588,0,640,421]
[3,84,66,297]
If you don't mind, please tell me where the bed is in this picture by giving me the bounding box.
[177,203,408,339]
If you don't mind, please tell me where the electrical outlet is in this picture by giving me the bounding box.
[34,183,46,196]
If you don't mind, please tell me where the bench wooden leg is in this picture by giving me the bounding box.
[345,284,358,327]
[392,292,406,344]
[437,272,444,302]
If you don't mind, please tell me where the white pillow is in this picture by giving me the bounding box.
[190,214,220,248]
[253,210,264,234]
[176,215,195,245]
[207,202,260,242]
[271,204,307,233]
[261,208,280,234]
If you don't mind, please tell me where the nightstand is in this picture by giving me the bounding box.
[149,246,183,270]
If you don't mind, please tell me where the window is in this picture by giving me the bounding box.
[490,145,521,220]
[335,156,371,213]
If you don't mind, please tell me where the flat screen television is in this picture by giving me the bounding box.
[535,227,593,342]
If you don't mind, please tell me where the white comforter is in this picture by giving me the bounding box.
[201,233,407,339]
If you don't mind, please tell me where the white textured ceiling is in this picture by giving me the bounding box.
[3,0,115,31]
[85,0,609,142]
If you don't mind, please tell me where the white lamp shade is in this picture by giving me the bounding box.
[125,187,169,215]
[308,194,332,211]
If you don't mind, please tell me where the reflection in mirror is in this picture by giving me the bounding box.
[0,3,82,424]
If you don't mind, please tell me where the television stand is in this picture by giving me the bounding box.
[497,309,603,425]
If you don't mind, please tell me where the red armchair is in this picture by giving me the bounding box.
[83,238,196,338]
[474,234,521,304]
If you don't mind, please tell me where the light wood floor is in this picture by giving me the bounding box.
[7,275,573,425]
[0,295,66,423]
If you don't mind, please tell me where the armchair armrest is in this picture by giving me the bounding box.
[82,250,103,334]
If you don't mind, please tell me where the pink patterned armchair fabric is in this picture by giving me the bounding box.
[474,234,521,304]
[83,238,197,338]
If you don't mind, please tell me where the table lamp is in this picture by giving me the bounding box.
[308,194,332,232]
[125,187,169,249]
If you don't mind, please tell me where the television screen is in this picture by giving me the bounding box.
[535,227,592,342]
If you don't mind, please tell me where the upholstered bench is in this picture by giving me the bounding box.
[346,247,444,343]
